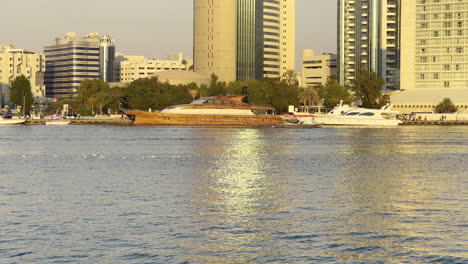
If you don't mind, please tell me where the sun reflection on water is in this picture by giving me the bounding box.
[183,129,290,263]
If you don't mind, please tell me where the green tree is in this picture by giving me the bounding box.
[246,78,299,113]
[206,74,226,96]
[321,77,352,108]
[77,79,111,114]
[9,75,34,115]
[350,70,386,109]
[225,81,245,96]
[189,88,199,101]
[298,88,321,112]
[282,69,298,86]
[435,98,458,113]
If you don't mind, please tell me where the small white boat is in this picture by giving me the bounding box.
[276,123,322,128]
[284,112,317,125]
[0,118,25,125]
[314,101,402,126]
[45,116,71,126]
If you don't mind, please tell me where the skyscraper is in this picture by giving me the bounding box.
[44,32,115,99]
[194,0,237,83]
[194,0,295,83]
[338,0,400,90]
[401,0,468,90]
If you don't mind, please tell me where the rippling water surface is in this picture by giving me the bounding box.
[0,126,467,263]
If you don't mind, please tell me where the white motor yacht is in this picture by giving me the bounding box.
[314,101,402,126]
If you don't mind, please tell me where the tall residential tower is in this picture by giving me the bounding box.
[338,0,401,90]
[194,0,295,83]
[401,0,468,90]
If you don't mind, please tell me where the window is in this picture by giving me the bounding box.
[359,112,375,116]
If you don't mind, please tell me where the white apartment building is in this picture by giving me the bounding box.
[263,0,296,79]
[338,0,401,90]
[401,0,468,90]
[301,49,338,87]
[115,53,194,83]
[0,45,46,107]
[194,0,295,82]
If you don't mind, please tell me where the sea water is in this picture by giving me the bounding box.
[0,126,467,263]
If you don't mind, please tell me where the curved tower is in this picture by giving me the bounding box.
[194,0,237,82]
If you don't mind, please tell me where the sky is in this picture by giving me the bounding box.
[0,0,337,70]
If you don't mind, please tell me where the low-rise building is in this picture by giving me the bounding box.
[0,45,46,107]
[114,53,193,83]
[390,89,468,114]
[301,50,337,88]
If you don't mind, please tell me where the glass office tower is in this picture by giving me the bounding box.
[237,0,264,81]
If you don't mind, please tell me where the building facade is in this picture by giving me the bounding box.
[401,0,468,90]
[262,0,296,79]
[115,53,194,83]
[338,0,401,90]
[0,45,46,107]
[44,32,115,99]
[301,49,338,87]
[194,0,237,82]
[194,0,295,83]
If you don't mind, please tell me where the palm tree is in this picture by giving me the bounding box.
[282,69,298,86]
[298,88,321,113]
[189,88,198,102]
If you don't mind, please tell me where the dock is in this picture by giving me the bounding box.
[25,119,134,126]
[401,120,468,126]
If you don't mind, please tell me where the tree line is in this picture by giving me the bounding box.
[5,71,461,116]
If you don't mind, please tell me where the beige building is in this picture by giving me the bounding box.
[301,49,337,87]
[114,53,194,82]
[338,0,400,90]
[390,89,468,114]
[401,0,468,90]
[194,0,237,82]
[0,45,46,106]
[264,0,296,79]
[194,0,295,82]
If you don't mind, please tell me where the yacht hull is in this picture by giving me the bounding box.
[0,119,26,125]
[45,121,71,126]
[123,110,284,127]
[315,116,402,126]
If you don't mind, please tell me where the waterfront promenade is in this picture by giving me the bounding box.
[25,119,133,126]
[22,118,468,126]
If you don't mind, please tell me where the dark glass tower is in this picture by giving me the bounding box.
[236,0,264,81]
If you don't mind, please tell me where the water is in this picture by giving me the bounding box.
[0,126,467,264]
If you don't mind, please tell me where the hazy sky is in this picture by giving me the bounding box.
[0,0,337,70]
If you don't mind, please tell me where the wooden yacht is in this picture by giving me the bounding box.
[123,95,284,126]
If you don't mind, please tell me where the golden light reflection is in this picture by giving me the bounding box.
[183,128,290,263]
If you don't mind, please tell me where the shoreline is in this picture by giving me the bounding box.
[25,119,134,126]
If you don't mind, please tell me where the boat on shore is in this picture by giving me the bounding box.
[123,95,284,127]
[45,115,71,126]
[314,102,402,126]
[0,117,25,125]
[276,123,322,128]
